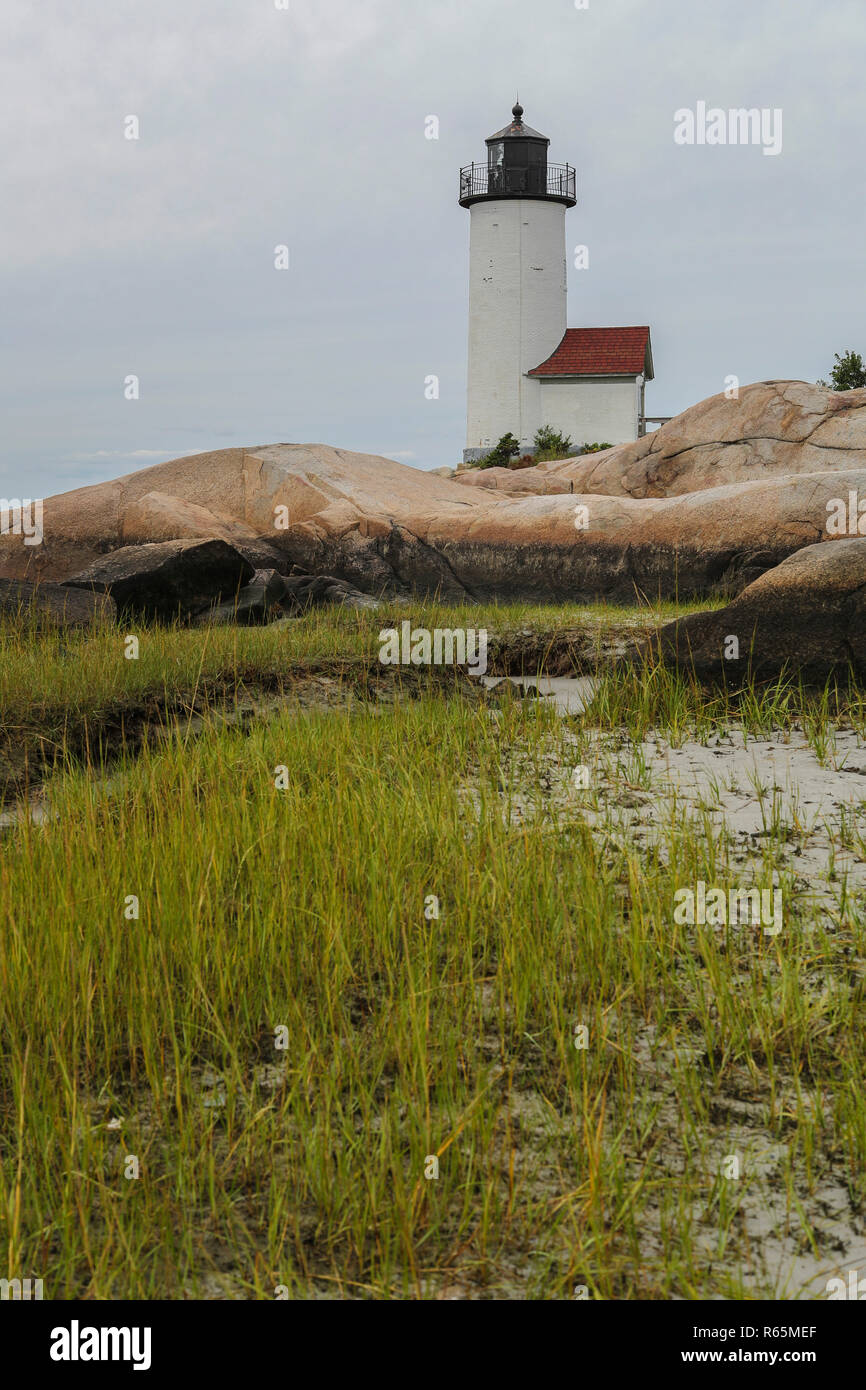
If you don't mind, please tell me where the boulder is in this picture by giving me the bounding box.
[228,537,294,573]
[0,578,116,628]
[626,537,866,683]
[196,568,380,624]
[64,539,254,621]
[122,490,291,574]
[196,568,289,625]
[279,574,381,613]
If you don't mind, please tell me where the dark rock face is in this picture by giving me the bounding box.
[280,573,380,612]
[0,578,116,628]
[421,537,804,605]
[625,538,866,683]
[283,524,468,604]
[195,568,288,625]
[63,539,254,621]
[195,568,380,625]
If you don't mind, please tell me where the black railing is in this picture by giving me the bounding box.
[459,162,576,206]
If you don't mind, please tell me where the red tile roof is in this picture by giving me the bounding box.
[528,327,653,379]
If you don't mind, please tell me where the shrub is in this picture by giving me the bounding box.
[818,351,866,391]
[533,426,573,462]
[579,442,614,454]
[476,432,520,469]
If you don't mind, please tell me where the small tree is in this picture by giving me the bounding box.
[477,432,520,469]
[818,351,866,391]
[533,425,573,462]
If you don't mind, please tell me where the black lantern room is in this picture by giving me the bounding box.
[459,103,576,208]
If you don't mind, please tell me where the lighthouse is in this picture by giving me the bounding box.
[459,103,575,461]
[460,104,655,462]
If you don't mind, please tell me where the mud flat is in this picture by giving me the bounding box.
[459,702,866,1298]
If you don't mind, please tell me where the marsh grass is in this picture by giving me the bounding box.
[0,595,723,734]
[0,596,715,799]
[1,600,865,1299]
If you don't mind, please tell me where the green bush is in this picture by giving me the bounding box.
[476,432,520,469]
[533,426,573,462]
[579,442,614,454]
[818,351,866,391]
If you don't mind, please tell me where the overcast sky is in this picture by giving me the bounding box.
[1,0,864,499]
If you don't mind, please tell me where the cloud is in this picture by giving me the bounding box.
[0,0,387,267]
[1,0,864,499]
[64,450,176,462]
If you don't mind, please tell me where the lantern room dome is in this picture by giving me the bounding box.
[486,102,549,143]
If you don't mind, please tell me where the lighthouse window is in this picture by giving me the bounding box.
[487,142,504,193]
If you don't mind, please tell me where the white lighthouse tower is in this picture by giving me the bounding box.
[459,103,576,462]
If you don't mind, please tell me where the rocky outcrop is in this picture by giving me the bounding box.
[0,578,116,628]
[0,443,477,592]
[417,467,866,602]
[626,537,866,683]
[4,383,866,607]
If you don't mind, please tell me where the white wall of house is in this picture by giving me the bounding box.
[538,375,641,447]
[466,198,567,453]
